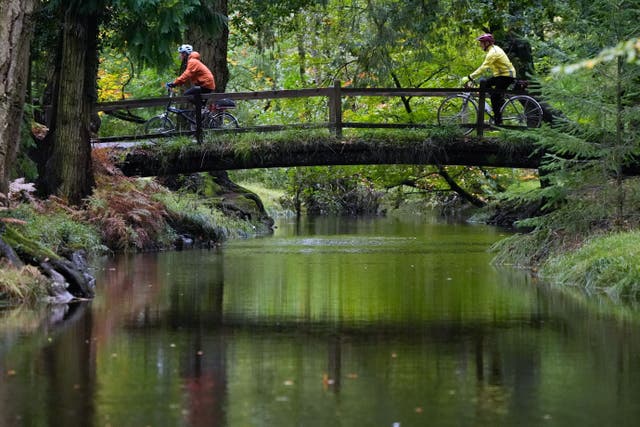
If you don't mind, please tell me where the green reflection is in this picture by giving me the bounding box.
[222,217,533,325]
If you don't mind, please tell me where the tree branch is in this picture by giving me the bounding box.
[437,165,486,207]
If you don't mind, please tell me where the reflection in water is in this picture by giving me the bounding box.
[1,216,640,426]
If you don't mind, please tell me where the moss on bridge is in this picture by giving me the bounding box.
[110,128,542,177]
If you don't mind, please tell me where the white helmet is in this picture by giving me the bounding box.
[178,44,193,55]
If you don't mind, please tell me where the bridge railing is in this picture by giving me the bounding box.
[94,80,495,144]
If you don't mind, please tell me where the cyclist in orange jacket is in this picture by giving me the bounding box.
[167,44,215,99]
[461,33,516,125]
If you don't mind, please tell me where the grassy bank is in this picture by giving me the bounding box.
[232,182,292,218]
[0,154,275,304]
[540,231,640,299]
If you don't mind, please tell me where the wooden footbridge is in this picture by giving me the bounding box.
[95,81,543,177]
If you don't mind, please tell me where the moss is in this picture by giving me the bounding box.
[202,178,223,197]
[2,226,60,262]
[141,127,466,159]
[155,191,257,240]
[3,204,105,257]
[234,182,290,217]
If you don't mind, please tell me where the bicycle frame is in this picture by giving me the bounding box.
[164,89,198,125]
[165,90,236,123]
[460,92,494,117]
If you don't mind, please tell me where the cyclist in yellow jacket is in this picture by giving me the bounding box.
[462,33,516,125]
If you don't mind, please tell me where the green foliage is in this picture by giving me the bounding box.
[105,0,224,68]
[491,1,640,280]
[2,204,105,257]
[155,190,257,239]
[492,172,640,268]
[228,168,290,189]
[230,0,324,48]
[228,0,457,92]
[0,266,50,304]
[233,181,291,217]
[541,231,640,299]
[284,166,384,215]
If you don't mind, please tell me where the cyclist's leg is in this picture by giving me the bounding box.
[478,77,494,120]
[184,86,205,106]
[486,77,514,125]
[184,86,212,96]
[184,87,213,129]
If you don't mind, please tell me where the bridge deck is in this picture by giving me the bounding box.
[108,133,542,177]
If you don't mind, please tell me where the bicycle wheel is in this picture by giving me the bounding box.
[500,95,543,129]
[205,112,240,129]
[144,115,175,134]
[437,94,479,135]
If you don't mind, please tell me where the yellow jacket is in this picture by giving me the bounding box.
[470,45,516,80]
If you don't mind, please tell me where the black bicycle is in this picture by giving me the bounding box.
[144,87,239,134]
[437,80,543,135]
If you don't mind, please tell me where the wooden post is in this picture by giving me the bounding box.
[329,80,342,138]
[194,94,203,144]
[476,88,485,137]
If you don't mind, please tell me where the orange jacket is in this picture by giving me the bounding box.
[173,52,216,90]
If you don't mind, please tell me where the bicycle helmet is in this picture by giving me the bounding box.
[178,44,193,55]
[476,33,495,43]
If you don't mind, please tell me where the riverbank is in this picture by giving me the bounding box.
[489,213,640,300]
[0,154,275,305]
[3,158,639,305]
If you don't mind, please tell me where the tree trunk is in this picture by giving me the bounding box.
[43,6,97,204]
[189,0,229,92]
[0,0,36,197]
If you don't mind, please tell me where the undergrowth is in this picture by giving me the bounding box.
[4,201,105,257]
[540,231,640,299]
[0,265,50,304]
[3,149,263,256]
[155,190,258,240]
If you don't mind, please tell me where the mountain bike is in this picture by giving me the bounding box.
[437,80,543,135]
[144,87,239,134]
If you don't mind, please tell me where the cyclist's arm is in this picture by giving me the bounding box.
[173,61,195,86]
[469,51,494,81]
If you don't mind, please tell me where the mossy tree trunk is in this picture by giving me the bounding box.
[189,0,229,92]
[0,0,36,197]
[42,5,98,205]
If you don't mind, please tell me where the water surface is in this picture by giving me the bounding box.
[1,215,640,426]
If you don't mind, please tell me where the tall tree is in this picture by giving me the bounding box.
[33,0,217,203]
[41,1,102,204]
[188,0,229,91]
[0,0,36,198]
